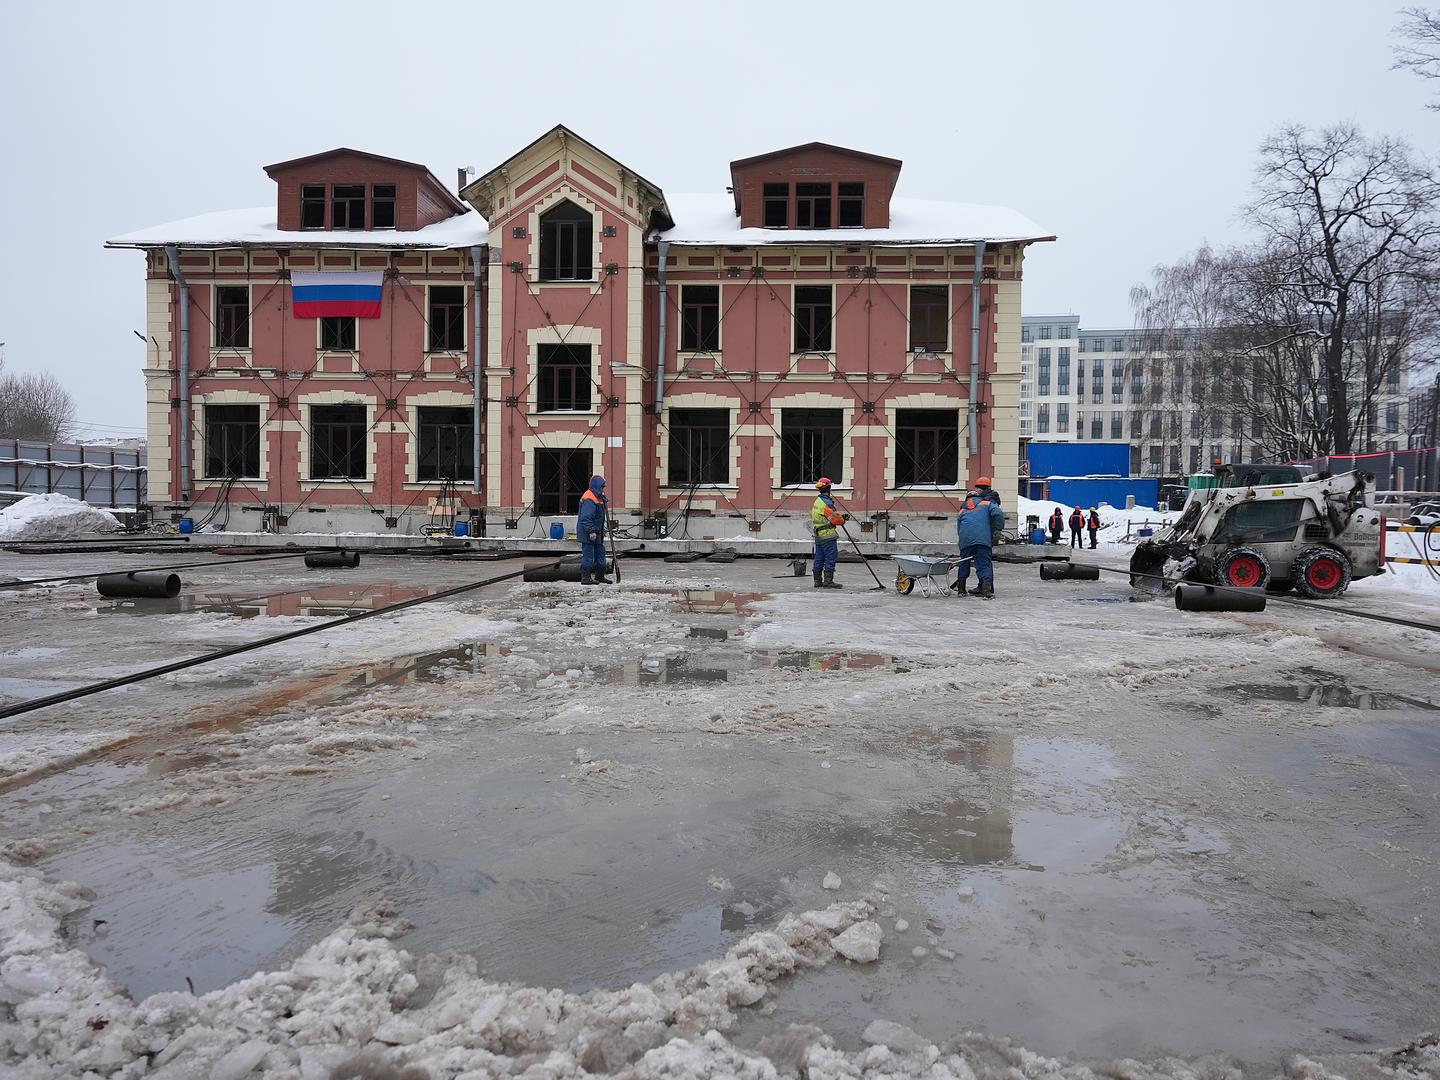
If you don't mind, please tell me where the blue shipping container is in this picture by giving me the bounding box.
[1026,441,1131,478]
[1047,477,1160,510]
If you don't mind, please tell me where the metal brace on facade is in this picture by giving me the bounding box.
[504,395,519,408]
[862,401,876,413]
[604,263,620,275]
[507,261,525,273]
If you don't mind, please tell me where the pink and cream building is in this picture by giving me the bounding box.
[109,126,1052,539]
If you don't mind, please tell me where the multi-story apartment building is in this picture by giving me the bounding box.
[109,127,1054,537]
[1022,317,1414,479]
[1018,314,1080,442]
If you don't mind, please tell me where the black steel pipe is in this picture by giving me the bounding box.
[1040,562,1101,581]
[523,557,611,583]
[304,550,360,569]
[96,572,182,599]
[1174,583,1267,612]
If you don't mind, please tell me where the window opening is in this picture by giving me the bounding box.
[332,184,365,230]
[838,182,864,227]
[428,285,465,351]
[372,184,396,229]
[681,285,720,352]
[793,286,833,352]
[204,404,260,478]
[300,185,325,230]
[215,286,249,349]
[795,182,832,229]
[416,406,473,481]
[909,286,948,352]
[310,405,367,479]
[763,183,789,228]
[534,448,592,516]
[539,201,593,281]
[781,408,842,485]
[668,408,729,485]
[320,317,357,351]
[536,343,592,411]
[895,409,959,485]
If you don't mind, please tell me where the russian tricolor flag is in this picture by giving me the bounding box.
[291,271,384,319]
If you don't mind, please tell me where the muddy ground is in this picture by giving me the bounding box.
[1,545,1438,1074]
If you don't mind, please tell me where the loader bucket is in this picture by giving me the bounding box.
[1129,541,1170,592]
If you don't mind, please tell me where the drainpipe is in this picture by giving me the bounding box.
[471,244,485,496]
[969,241,986,459]
[655,239,672,412]
[164,244,191,502]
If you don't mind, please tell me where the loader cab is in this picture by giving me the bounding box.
[1216,463,1305,488]
[1209,498,1307,545]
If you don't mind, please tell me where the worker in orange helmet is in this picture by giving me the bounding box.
[953,475,1004,598]
[810,477,849,588]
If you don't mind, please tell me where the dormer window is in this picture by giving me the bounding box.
[332,185,366,229]
[763,183,789,228]
[301,186,325,230]
[795,183,831,229]
[373,185,396,229]
[838,183,864,227]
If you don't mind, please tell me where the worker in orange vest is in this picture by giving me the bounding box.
[1087,507,1102,549]
[1048,507,1064,545]
[1068,506,1085,549]
[810,478,849,588]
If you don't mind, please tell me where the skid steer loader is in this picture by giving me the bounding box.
[1129,469,1384,599]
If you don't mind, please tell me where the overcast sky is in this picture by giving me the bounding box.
[1,0,1432,437]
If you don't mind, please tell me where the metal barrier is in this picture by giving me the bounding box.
[0,439,146,508]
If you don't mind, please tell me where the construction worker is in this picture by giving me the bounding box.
[577,475,611,585]
[1087,507,1102,549]
[1068,506,1085,549]
[810,477,848,588]
[1048,506,1065,545]
[954,476,1004,598]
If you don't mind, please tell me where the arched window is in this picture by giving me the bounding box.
[539,201,593,281]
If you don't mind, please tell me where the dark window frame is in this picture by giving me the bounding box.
[534,447,592,516]
[837,182,864,228]
[372,183,397,230]
[204,404,261,479]
[895,409,960,486]
[416,405,473,482]
[763,182,789,228]
[309,404,368,480]
[300,185,326,230]
[781,408,844,486]
[536,343,592,412]
[667,407,730,485]
[794,182,832,229]
[680,284,720,352]
[214,285,250,349]
[909,285,949,352]
[319,316,357,352]
[793,285,833,352]
[538,201,594,282]
[427,285,466,352]
[332,184,366,230]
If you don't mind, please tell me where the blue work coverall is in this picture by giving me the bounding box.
[576,476,608,574]
[955,489,1004,590]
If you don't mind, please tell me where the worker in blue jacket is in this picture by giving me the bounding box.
[576,475,611,585]
[954,476,1004,599]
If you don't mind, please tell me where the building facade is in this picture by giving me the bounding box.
[1020,316,1414,480]
[109,127,1053,538]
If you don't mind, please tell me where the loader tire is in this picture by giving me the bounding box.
[1292,547,1352,599]
[1212,546,1271,590]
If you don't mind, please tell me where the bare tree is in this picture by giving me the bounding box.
[1244,124,1440,454]
[1393,7,1440,109]
[0,360,78,442]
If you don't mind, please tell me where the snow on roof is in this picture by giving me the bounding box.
[106,207,489,250]
[660,193,1054,247]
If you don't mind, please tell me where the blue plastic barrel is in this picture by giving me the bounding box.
[453,521,469,537]
[549,522,565,540]
[178,517,194,535]
[1030,527,1047,545]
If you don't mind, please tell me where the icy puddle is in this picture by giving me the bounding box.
[92,581,441,619]
[1224,665,1439,711]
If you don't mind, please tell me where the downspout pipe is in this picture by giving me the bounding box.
[655,239,672,412]
[164,244,191,503]
[969,241,986,461]
[471,244,485,496]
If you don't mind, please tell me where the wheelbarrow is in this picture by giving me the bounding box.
[892,553,971,597]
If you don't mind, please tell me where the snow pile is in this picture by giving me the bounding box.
[0,494,119,542]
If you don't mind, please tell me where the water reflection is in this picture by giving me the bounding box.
[94,583,438,620]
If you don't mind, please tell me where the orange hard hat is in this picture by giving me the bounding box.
[975,476,992,487]
[816,477,833,489]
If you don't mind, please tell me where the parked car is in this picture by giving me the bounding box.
[1405,500,1440,526]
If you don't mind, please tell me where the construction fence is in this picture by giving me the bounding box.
[1293,446,1438,494]
[0,438,147,508]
